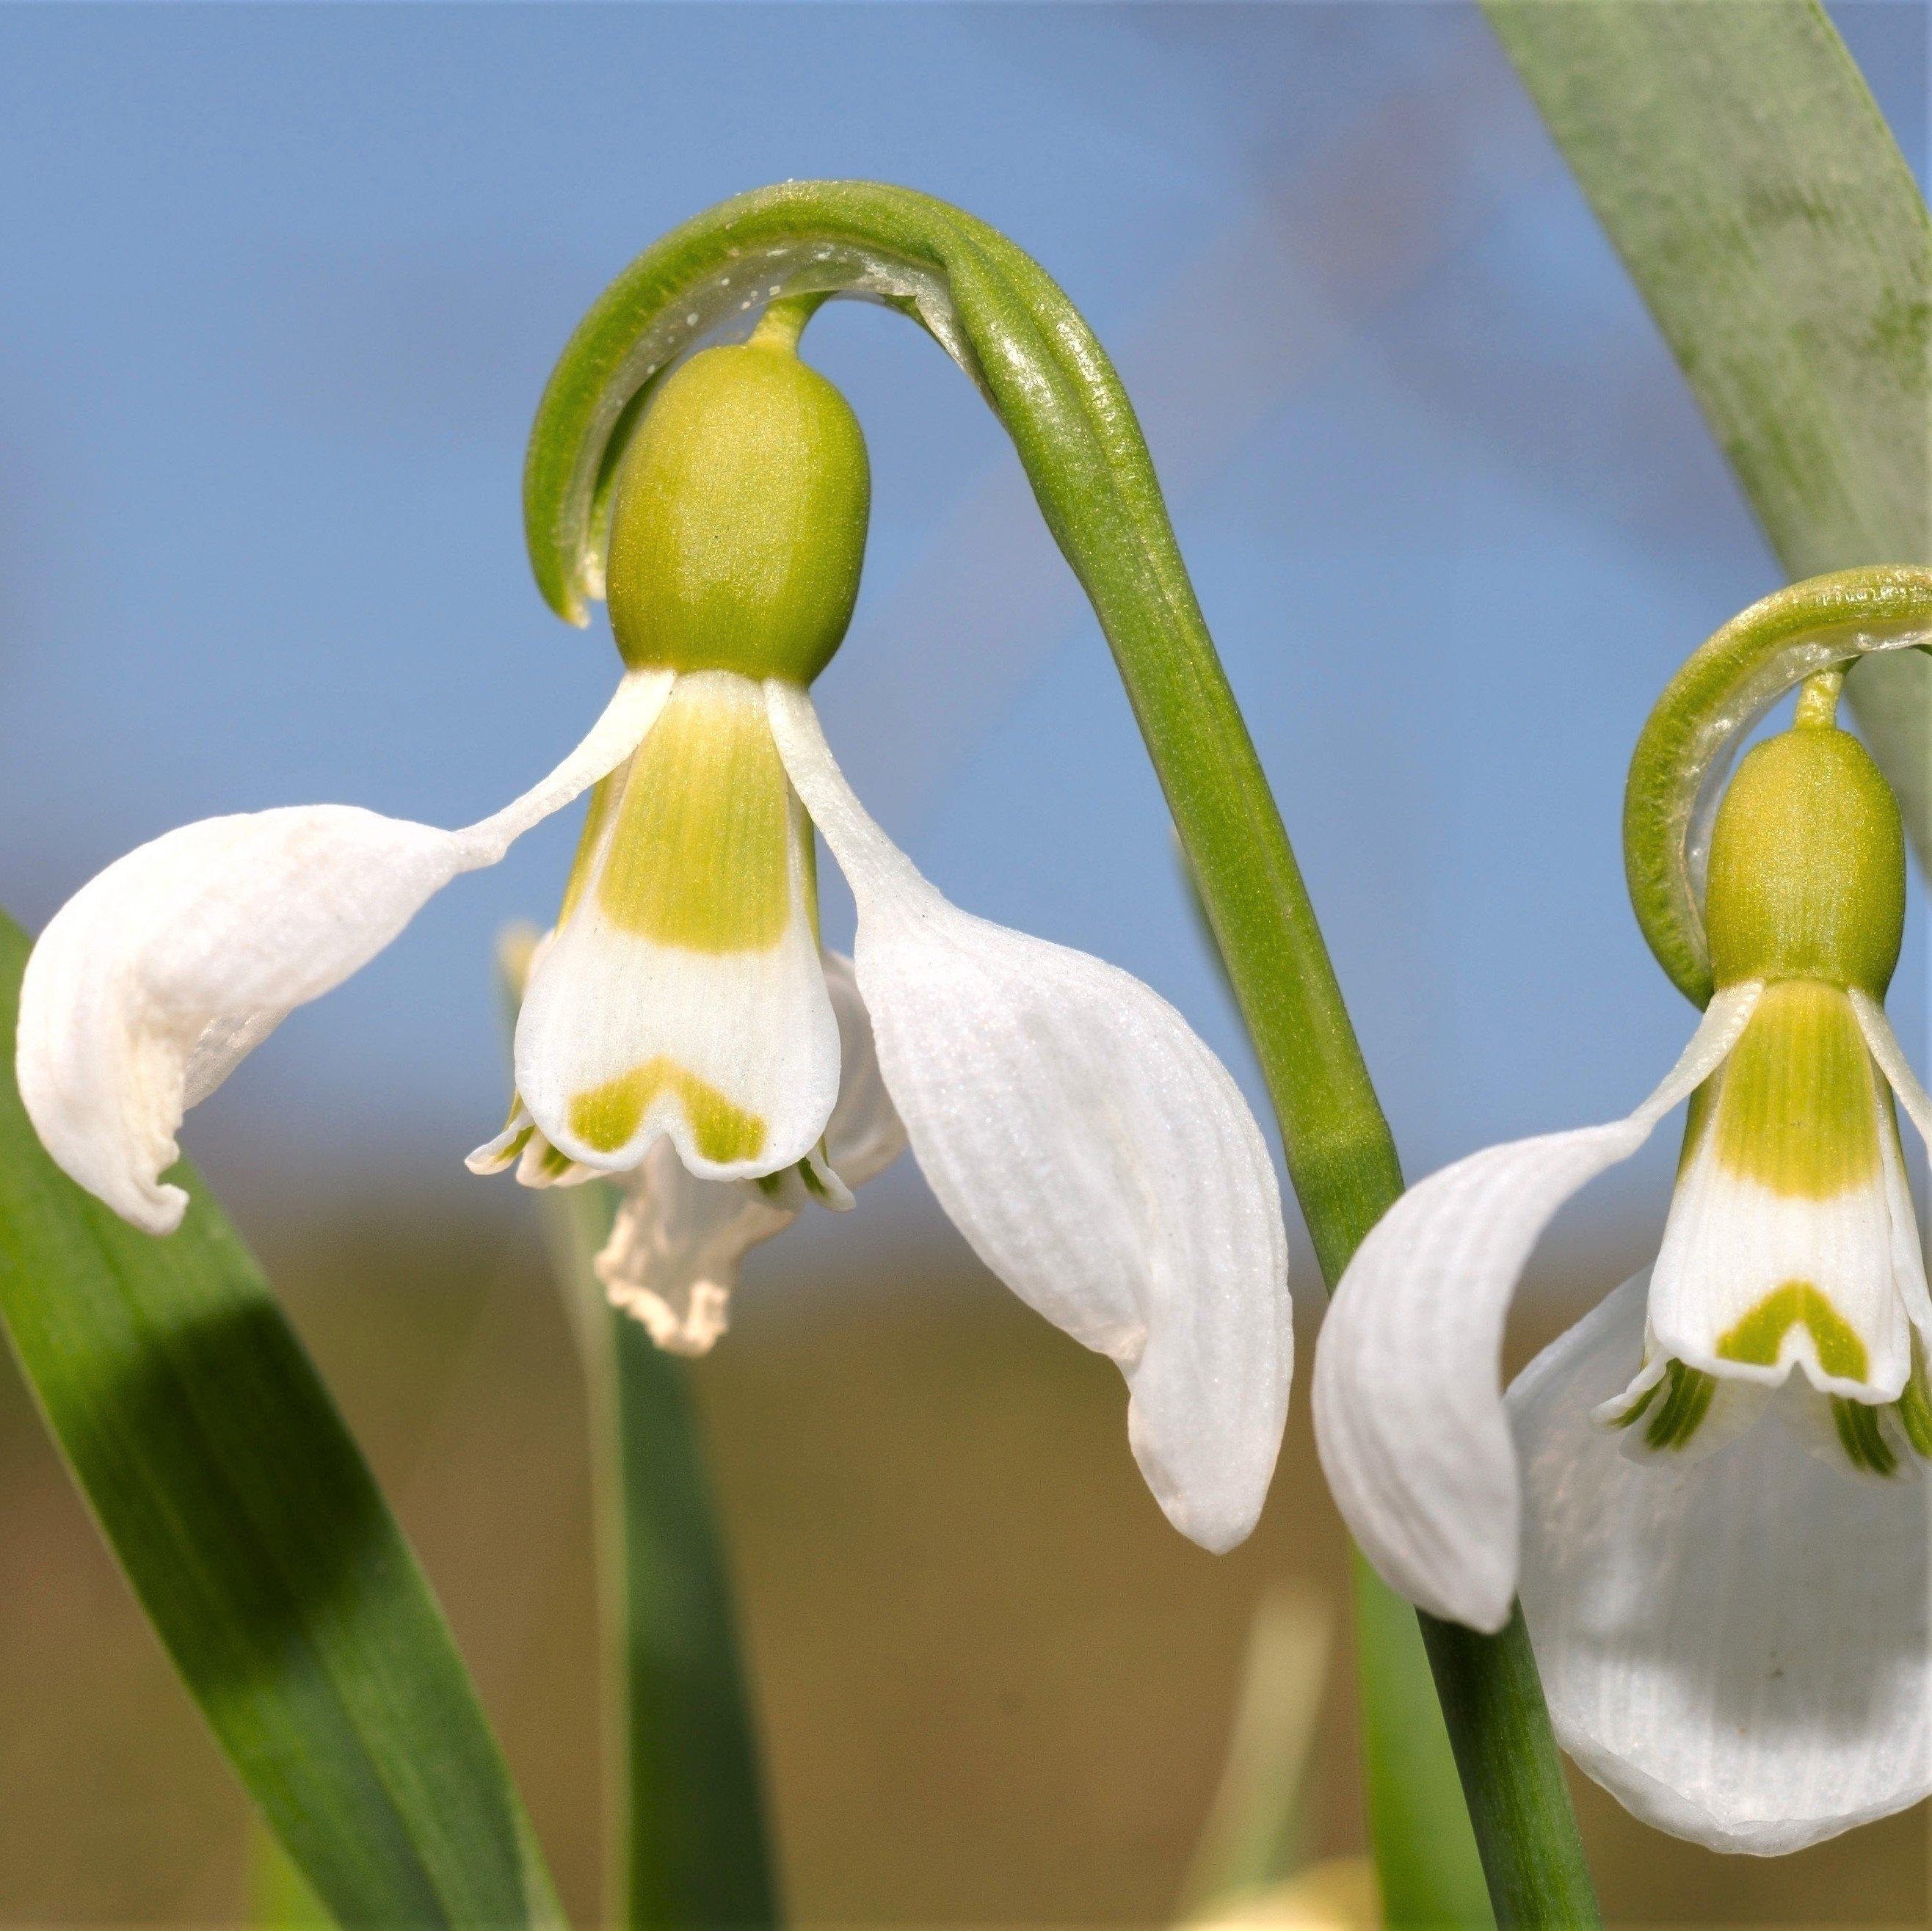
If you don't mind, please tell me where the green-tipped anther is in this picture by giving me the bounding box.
[604,324,870,682]
[1703,713,1906,997]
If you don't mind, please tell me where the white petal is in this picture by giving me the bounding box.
[1646,982,1912,1400]
[1310,984,1761,1632]
[818,948,907,1190]
[517,672,838,1181]
[1649,1125,1911,1403]
[596,1138,796,1355]
[768,680,1289,1554]
[1851,990,1932,1342]
[595,951,904,1352]
[1853,989,1932,1155]
[17,671,669,1233]
[1593,1343,1773,1468]
[1512,1272,1932,1852]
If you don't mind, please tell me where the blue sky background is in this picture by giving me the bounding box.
[0,2,1924,1290]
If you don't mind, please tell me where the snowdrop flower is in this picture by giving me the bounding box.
[1315,589,1932,1850]
[18,313,1290,1552]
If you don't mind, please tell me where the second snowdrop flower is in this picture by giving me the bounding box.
[1314,574,1932,1852]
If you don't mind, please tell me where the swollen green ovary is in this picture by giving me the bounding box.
[599,675,794,953]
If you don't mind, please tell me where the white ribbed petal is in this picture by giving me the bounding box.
[1312,985,1761,1631]
[596,949,904,1353]
[1513,1272,1932,1852]
[768,680,1289,1554]
[17,672,670,1233]
[517,672,838,1182]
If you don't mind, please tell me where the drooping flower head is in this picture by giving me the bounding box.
[1312,569,1932,1851]
[18,299,1292,1552]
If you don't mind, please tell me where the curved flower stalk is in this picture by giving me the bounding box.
[17,301,1289,1554]
[1315,567,1932,1852]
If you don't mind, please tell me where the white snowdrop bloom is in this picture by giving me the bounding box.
[1314,691,1932,1851]
[18,321,1290,1553]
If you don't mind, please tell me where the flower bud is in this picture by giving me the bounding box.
[1704,720,1905,996]
[605,340,870,683]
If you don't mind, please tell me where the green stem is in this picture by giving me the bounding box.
[524,181,1599,1927]
[551,1182,781,1931]
[1620,566,1932,1008]
[1418,1611,1602,1931]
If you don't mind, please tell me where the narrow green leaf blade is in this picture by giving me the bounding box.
[1355,1559,1495,1931]
[0,909,559,1928]
[544,1172,780,1930]
[1484,0,1932,851]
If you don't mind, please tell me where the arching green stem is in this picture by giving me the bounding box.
[526,181,1597,1928]
[1624,565,1932,1008]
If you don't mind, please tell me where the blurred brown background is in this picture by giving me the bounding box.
[2,1210,1923,1927]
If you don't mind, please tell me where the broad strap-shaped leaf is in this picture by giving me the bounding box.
[0,909,559,1927]
[1484,0,1932,853]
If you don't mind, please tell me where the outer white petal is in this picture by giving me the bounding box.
[517,672,838,1182]
[598,950,904,1352]
[769,680,1289,1554]
[17,672,670,1232]
[1849,990,1932,1342]
[1311,984,1761,1631]
[1512,1271,1932,1852]
[1852,989,1932,1149]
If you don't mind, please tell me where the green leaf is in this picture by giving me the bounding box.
[1175,1586,1333,1916]
[544,1179,780,1931]
[0,909,560,1928]
[1354,1558,1495,1931]
[1484,0,1932,855]
[247,1825,330,1928]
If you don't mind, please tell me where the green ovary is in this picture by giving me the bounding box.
[1712,979,1881,1197]
[598,675,795,953]
[1715,1281,1869,1381]
[569,1058,767,1165]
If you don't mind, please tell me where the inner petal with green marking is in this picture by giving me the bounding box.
[508,669,842,1183]
[1610,975,1932,1474]
[599,669,797,951]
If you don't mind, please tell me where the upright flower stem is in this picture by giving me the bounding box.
[523,182,1600,1927]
